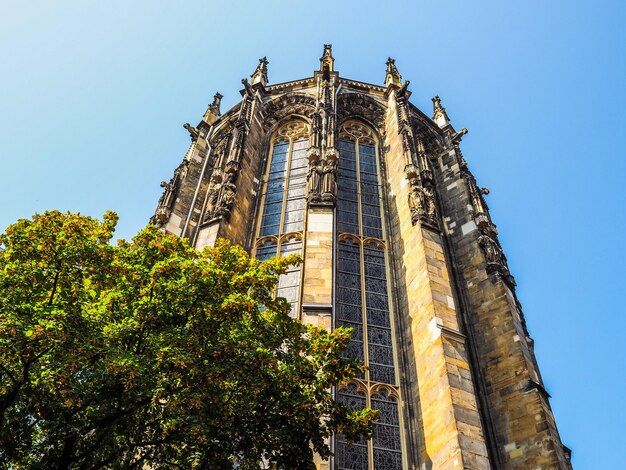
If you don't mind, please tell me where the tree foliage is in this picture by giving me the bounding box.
[0,211,376,469]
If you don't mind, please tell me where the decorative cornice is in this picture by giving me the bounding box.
[266,76,388,94]
[266,78,315,92]
[339,78,386,93]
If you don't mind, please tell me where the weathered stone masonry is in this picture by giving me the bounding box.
[152,46,571,470]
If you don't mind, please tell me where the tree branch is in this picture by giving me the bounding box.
[0,363,18,385]
[48,270,61,306]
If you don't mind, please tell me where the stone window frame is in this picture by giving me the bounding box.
[334,119,407,470]
[253,119,310,319]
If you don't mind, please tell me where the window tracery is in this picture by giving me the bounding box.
[335,121,404,469]
[336,383,368,469]
[255,120,309,318]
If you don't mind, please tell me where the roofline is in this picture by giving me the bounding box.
[266,76,387,94]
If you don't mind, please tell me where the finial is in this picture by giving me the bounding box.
[202,91,223,126]
[212,92,223,108]
[320,44,334,73]
[432,95,451,128]
[385,57,402,88]
[251,56,269,87]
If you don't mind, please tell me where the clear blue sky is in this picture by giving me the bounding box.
[1,1,625,467]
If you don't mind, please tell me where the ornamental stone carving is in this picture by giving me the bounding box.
[203,171,223,221]
[338,94,385,130]
[408,177,438,230]
[250,57,269,88]
[151,160,188,228]
[183,123,199,141]
[306,58,339,208]
[310,111,322,149]
[217,173,237,218]
[204,170,238,222]
[306,148,337,206]
[263,94,316,131]
[306,159,322,203]
[320,158,337,203]
[478,233,516,287]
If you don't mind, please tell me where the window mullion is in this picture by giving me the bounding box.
[279,138,293,237]
[355,138,370,383]
[355,139,375,469]
[256,140,274,240]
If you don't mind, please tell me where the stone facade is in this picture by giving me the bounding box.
[151,46,571,470]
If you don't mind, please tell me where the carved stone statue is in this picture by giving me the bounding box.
[204,175,223,220]
[321,158,337,202]
[478,235,502,267]
[421,182,436,219]
[408,178,437,229]
[205,171,238,221]
[218,180,237,217]
[311,112,322,149]
[234,122,247,149]
[478,235,509,272]
[479,230,516,287]
[408,178,422,217]
[151,161,188,228]
[306,159,322,202]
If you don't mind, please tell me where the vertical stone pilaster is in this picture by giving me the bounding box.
[213,91,265,249]
[194,81,266,251]
[302,207,334,312]
[152,92,226,238]
[151,128,212,237]
[301,206,334,470]
[437,141,572,469]
[385,92,490,469]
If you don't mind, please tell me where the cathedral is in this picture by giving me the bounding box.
[151,46,571,470]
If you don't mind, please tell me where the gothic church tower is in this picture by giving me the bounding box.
[152,46,571,470]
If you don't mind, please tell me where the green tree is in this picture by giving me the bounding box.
[0,211,376,469]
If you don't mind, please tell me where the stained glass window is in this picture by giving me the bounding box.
[337,384,368,470]
[260,141,288,237]
[336,121,404,469]
[256,240,278,261]
[259,121,308,237]
[255,120,308,319]
[276,237,302,317]
[364,245,395,385]
[372,390,402,470]
[283,139,307,233]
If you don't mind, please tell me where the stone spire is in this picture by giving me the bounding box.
[385,57,402,88]
[250,56,269,87]
[432,95,451,128]
[320,44,334,73]
[202,92,223,126]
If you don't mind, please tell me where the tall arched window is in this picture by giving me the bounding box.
[255,120,309,317]
[259,120,308,237]
[335,121,404,470]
